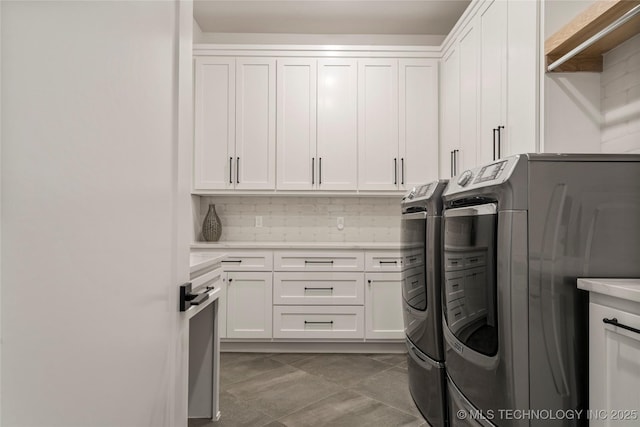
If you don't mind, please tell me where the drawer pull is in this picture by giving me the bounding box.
[603,318,640,335]
[411,280,419,285]
[379,260,398,265]
[304,260,334,264]
[408,257,417,262]
[304,287,334,292]
[222,259,242,264]
[304,321,334,325]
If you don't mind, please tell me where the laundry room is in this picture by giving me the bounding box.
[2,1,640,426]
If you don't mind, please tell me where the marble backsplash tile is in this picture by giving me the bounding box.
[195,196,402,243]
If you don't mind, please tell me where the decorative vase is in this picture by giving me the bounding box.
[202,204,222,242]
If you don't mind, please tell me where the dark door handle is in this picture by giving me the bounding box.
[304,287,334,291]
[401,158,405,185]
[179,283,210,312]
[319,157,322,185]
[603,317,640,335]
[493,128,497,161]
[394,158,397,185]
[229,157,233,184]
[497,126,504,159]
[236,157,240,184]
[304,321,333,325]
[312,157,315,185]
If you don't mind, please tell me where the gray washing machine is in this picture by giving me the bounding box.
[401,180,448,427]
[441,154,640,427]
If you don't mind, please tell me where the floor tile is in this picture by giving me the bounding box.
[365,353,408,366]
[290,354,392,387]
[350,366,422,418]
[220,356,285,388]
[226,365,343,419]
[220,352,270,367]
[278,389,424,427]
[191,392,275,427]
[268,353,318,365]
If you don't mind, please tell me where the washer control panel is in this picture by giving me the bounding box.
[443,155,520,197]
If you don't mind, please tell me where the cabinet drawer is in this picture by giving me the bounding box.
[273,305,364,339]
[273,272,364,305]
[220,251,273,271]
[365,251,402,272]
[274,251,364,271]
[191,267,223,293]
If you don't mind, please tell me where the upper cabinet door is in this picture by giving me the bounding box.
[479,0,507,164]
[399,59,439,188]
[358,59,399,191]
[235,58,276,190]
[317,59,358,191]
[276,58,318,190]
[194,57,235,190]
[458,21,480,173]
[440,46,460,179]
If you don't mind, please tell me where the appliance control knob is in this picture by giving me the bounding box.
[457,170,473,187]
[407,188,416,199]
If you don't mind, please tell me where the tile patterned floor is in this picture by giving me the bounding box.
[189,352,428,427]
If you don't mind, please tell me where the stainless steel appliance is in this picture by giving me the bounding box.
[441,154,640,427]
[401,180,448,427]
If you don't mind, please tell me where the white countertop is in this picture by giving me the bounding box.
[577,278,640,304]
[191,241,402,250]
[189,252,226,274]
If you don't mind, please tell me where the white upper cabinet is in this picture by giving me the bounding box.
[194,57,235,190]
[235,58,277,189]
[317,59,358,191]
[439,0,538,177]
[358,60,399,191]
[478,0,507,164]
[440,46,460,179]
[194,57,276,191]
[399,59,439,188]
[458,22,480,173]
[276,58,317,190]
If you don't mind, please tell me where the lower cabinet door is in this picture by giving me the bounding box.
[273,305,364,339]
[589,302,640,427]
[365,272,404,339]
[226,272,273,339]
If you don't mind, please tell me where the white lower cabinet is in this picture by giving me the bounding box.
[273,306,364,339]
[365,272,405,339]
[225,271,273,339]
[589,302,640,426]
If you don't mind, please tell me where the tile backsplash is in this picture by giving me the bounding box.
[601,33,640,154]
[194,196,402,243]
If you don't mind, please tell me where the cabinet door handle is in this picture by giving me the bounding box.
[450,151,454,178]
[229,157,233,184]
[497,126,504,159]
[379,260,398,264]
[304,287,334,291]
[236,157,240,184]
[304,260,334,264]
[312,157,315,185]
[493,128,498,161]
[319,157,322,185]
[401,158,405,185]
[304,320,333,325]
[394,158,398,185]
[603,317,640,335]
[453,150,459,176]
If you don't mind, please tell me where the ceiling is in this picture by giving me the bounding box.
[194,1,471,35]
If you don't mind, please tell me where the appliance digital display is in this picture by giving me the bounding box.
[474,160,507,184]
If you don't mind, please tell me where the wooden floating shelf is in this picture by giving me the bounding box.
[545,0,640,72]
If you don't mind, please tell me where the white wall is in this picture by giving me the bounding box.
[194,31,445,46]
[1,2,190,426]
[601,34,640,154]
[195,196,401,243]
[542,0,601,153]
